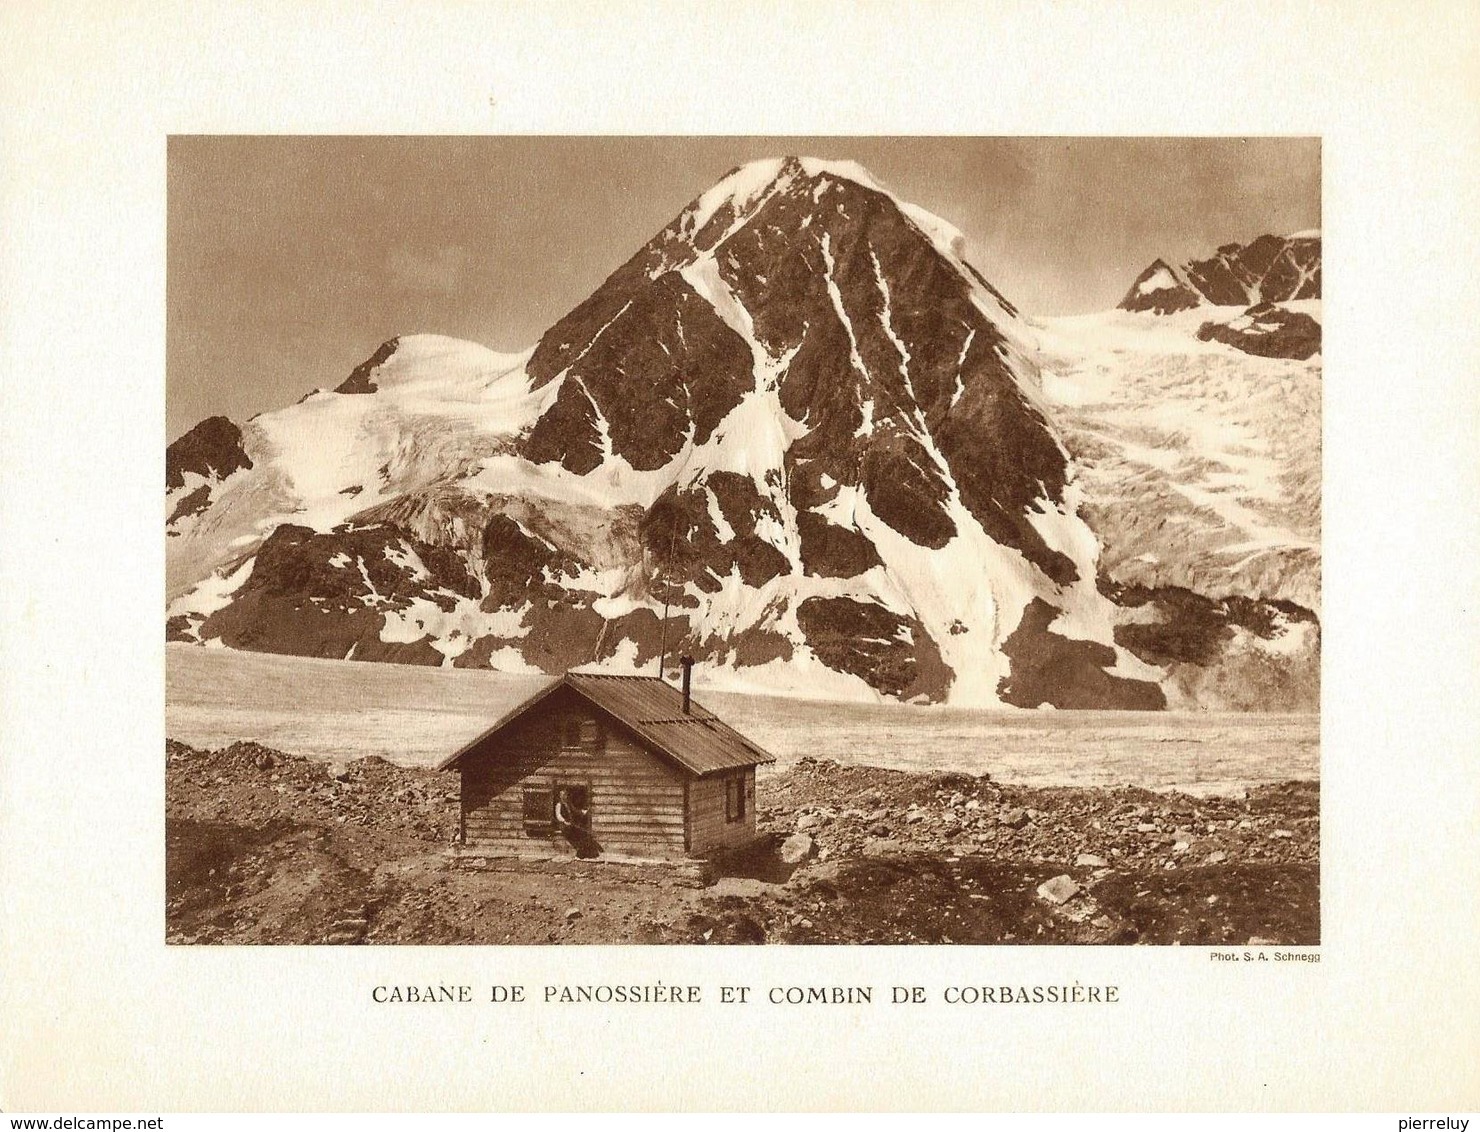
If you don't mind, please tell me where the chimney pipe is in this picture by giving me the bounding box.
[680,655,694,714]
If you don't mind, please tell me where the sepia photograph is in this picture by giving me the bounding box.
[165,136,1322,947]
[5,0,1479,1117]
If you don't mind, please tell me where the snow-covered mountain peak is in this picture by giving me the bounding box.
[671,156,979,281]
[334,333,530,397]
[793,156,887,191]
[1119,258,1198,314]
[165,159,1321,712]
[683,156,891,236]
[682,157,793,236]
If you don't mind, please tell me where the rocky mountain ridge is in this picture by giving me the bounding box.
[1119,232,1321,314]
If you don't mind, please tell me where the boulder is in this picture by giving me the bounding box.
[1036,875,1081,905]
[1000,808,1030,828]
[779,832,816,864]
[1076,853,1110,869]
[862,838,905,858]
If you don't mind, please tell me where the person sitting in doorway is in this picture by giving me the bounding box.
[554,786,599,859]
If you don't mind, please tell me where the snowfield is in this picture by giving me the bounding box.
[166,645,1317,793]
[1032,305,1321,611]
[167,335,540,604]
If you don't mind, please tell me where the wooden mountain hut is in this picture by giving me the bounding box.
[438,659,775,863]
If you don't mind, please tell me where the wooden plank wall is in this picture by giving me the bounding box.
[688,769,756,855]
[459,695,688,859]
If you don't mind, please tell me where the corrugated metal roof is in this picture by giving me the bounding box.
[438,673,776,777]
[567,673,777,775]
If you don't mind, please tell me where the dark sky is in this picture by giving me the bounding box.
[167,136,1320,439]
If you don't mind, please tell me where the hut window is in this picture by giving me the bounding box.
[522,786,555,836]
[560,715,602,750]
[725,775,746,822]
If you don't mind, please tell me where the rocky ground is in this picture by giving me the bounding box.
[166,742,1318,946]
